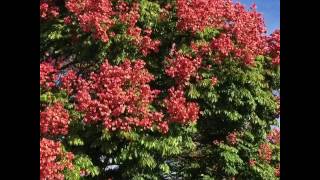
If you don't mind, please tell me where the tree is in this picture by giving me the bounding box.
[40,0,280,179]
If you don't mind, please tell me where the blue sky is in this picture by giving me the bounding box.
[236,0,280,34]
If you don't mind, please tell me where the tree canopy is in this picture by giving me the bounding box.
[40,0,280,179]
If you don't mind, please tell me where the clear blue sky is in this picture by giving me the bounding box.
[236,0,280,34]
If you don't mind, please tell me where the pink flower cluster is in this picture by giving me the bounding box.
[120,2,161,57]
[248,159,256,167]
[40,138,74,180]
[157,121,169,134]
[139,35,161,57]
[66,0,115,42]
[40,60,78,94]
[64,16,73,25]
[60,70,77,95]
[266,30,280,65]
[117,1,140,27]
[127,26,161,56]
[40,61,57,90]
[212,139,222,145]
[65,0,161,55]
[191,42,211,56]
[74,59,168,133]
[177,0,269,64]
[165,52,202,85]
[40,102,70,136]
[177,0,233,32]
[258,143,272,162]
[226,131,237,145]
[211,76,218,86]
[211,34,234,57]
[267,128,280,145]
[40,0,60,20]
[164,88,200,124]
[230,3,267,64]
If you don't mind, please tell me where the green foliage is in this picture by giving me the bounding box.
[67,135,85,146]
[187,84,201,99]
[217,144,244,176]
[64,154,100,180]
[40,89,68,107]
[139,0,161,28]
[195,27,220,41]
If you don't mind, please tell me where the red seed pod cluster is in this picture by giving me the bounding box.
[176,0,233,33]
[177,0,269,65]
[65,0,160,55]
[226,131,237,145]
[229,3,267,65]
[66,0,114,42]
[267,128,280,145]
[248,159,256,167]
[40,138,74,180]
[212,140,220,145]
[266,29,280,65]
[40,0,60,20]
[74,59,168,132]
[116,1,161,56]
[40,102,70,136]
[157,121,169,134]
[39,0,280,178]
[40,61,58,90]
[60,70,77,95]
[164,88,200,124]
[117,1,140,27]
[211,34,234,57]
[63,16,73,25]
[211,76,218,86]
[191,41,211,56]
[165,52,202,85]
[258,143,272,162]
[127,26,161,57]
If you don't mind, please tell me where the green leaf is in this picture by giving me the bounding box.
[159,163,170,174]
[187,84,200,99]
[40,94,48,102]
[68,136,84,146]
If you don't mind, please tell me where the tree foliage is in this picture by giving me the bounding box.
[40,0,280,179]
